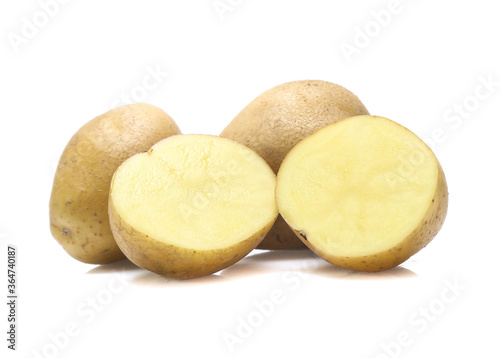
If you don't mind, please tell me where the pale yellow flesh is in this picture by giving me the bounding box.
[110,135,278,251]
[276,116,439,259]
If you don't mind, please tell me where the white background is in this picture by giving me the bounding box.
[1,1,499,357]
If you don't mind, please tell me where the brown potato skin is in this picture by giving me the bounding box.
[49,104,181,264]
[109,197,277,279]
[220,80,369,249]
[258,216,307,250]
[292,164,448,272]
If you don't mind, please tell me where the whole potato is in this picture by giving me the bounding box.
[221,80,369,249]
[49,103,181,264]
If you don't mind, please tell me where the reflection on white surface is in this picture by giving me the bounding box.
[86,259,141,275]
[87,249,418,286]
[221,249,416,280]
[132,271,226,287]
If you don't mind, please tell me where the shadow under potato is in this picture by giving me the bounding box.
[220,250,417,281]
[245,249,318,262]
[85,249,417,282]
[86,259,141,274]
[310,264,417,280]
[131,271,226,287]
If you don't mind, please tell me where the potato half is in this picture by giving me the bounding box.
[221,80,369,249]
[49,104,181,264]
[276,115,448,271]
[109,135,278,279]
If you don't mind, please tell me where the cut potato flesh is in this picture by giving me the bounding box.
[109,134,278,279]
[276,115,448,271]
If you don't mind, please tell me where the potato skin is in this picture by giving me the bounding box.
[292,164,449,272]
[258,216,307,250]
[220,80,369,249]
[49,104,181,264]
[109,196,276,279]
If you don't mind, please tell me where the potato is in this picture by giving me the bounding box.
[109,134,278,279]
[49,104,181,264]
[220,80,369,249]
[276,115,448,271]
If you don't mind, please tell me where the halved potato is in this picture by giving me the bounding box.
[276,115,448,271]
[109,135,278,279]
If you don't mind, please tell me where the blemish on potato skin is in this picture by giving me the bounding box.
[299,232,308,241]
[81,238,90,249]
